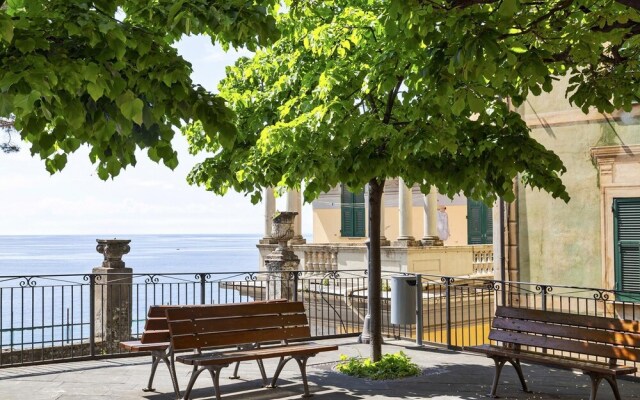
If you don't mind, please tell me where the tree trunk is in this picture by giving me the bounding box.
[367,178,384,361]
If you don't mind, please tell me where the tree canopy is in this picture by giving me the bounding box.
[185,0,640,360]
[0,0,279,177]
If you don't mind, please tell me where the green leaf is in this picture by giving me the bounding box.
[498,0,518,17]
[118,93,144,125]
[467,92,485,113]
[87,82,104,101]
[15,38,36,53]
[0,18,14,43]
[218,122,237,149]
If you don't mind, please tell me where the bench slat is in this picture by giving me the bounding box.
[471,344,637,376]
[493,317,640,347]
[176,343,339,366]
[496,306,640,333]
[140,330,171,344]
[144,318,168,331]
[166,301,304,320]
[489,330,640,362]
[171,326,312,351]
[168,313,308,336]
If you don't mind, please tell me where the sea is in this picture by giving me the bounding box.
[0,234,262,276]
[0,234,264,347]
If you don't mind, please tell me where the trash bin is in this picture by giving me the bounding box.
[390,275,417,325]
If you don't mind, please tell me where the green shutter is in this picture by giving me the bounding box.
[353,189,366,237]
[341,186,365,237]
[614,198,640,297]
[467,199,493,244]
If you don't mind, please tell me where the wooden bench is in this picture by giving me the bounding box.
[119,301,285,397]
[470,306,640,400]
[166,301,338,399]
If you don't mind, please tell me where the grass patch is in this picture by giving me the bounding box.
[335,351,421,380]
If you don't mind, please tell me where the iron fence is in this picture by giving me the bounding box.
[1,270,639,372]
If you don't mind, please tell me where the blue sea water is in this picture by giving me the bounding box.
[0,234,264,348]
[0,234,261,276]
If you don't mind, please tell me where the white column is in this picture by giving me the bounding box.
[260,187,276,244]
[286,189,306,244]
[421,185,442,245]
[396,178,415,245]
[379,186,390,246]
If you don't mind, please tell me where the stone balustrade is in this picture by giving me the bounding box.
[472,247,494,276]
[302,245,339,273]
[257,241,494,278]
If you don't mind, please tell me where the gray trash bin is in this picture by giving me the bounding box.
[390,275,417,325]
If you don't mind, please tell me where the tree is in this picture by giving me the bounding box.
[186,0,639,360]
[0,0,278,177]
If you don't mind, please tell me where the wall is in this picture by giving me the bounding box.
[312,181,469,245]
[517,79,640,288]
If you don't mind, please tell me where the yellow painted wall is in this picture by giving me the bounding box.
[313,204,469,245]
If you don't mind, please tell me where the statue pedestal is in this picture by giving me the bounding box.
[265,212,300,300]
[93,239,132,349]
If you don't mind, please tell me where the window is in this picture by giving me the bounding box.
[614,198,640,298]
[467,199,493,244]
[340,185,365,237]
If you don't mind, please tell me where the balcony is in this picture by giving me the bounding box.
[257,243,494,277]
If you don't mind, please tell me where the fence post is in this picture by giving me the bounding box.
[198,273,207,305]
[89,274,96,358]
[539,284,549,311]
[292,272,299,302]
[415,274,423,346]
[444,277,453,349]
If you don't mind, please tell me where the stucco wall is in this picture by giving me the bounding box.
[312,181,470,245]
[518,84,640,288]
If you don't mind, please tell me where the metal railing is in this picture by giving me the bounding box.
[1,270,639,372]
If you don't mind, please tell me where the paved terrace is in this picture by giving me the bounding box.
[1,338,640,400]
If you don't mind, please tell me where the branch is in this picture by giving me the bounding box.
[382,76,404,124]
[616,0,640,12]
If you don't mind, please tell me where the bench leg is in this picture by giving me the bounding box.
[489,358,507,398]
[488,357,530,398]
[207,366,225,400]
[256,359,268,386]
[270,355,313,397]
[183,366,207,400]
[294,356,312,398]
[144,350,180,398]
[143,354,160,392]
[508,359,531,394]
[183,365,227,400]
[587,373,621,400]
[229,361,241,379]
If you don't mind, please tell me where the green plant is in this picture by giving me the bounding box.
[335,351,421,380]
[321,278,330,286]
[381,280,391,292]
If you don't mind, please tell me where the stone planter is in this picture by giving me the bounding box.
[265,212,300,300]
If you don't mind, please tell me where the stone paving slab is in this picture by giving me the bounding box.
[1,338,639,399]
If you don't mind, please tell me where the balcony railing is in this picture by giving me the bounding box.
[1,269,639,376]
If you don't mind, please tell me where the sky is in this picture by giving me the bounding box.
[0,35,312,236]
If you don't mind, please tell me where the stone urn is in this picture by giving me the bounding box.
[96,239,131,269]
[271,211,298,248]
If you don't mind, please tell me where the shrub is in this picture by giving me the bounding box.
[335,351,421,380]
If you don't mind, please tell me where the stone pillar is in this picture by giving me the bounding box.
[422,186,443,246]
[93,239,132,350]
[286,189,306,245]
[265,212,300,300]
[395,178,416,246]
[260,188,277,244]
[380,188,391,246]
